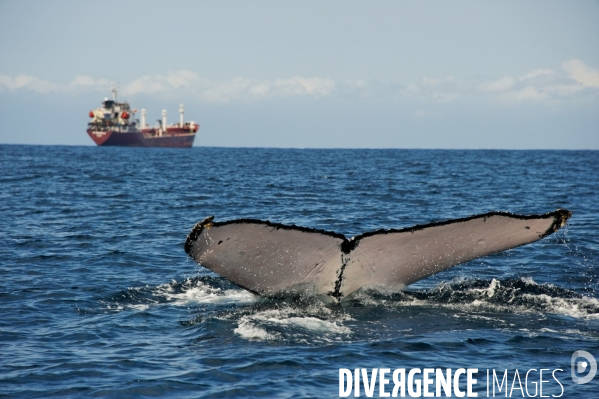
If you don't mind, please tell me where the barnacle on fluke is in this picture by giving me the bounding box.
[185,209,571,301]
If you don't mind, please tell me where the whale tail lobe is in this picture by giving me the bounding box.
[185,209,571,300]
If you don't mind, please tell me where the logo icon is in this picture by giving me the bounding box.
[571,350,597,384]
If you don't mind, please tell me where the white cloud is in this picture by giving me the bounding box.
[67,75,113,93]
[0,73,116,94]
[392,76,466,103]
[118,72,336,103]
[478,70,556,95]
[121,70,200,96]
[0,74,57,93]
[513,86,548,101]
[562,59,599,89]
[273,76,335,97]
[199,77,259,103]
[478,76,516,92]
[475,59,599,103]
[519,69,555,81]
[1,59,597,105]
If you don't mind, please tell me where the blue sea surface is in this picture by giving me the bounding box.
[1,145,598,398]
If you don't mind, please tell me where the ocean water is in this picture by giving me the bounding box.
[1,145,598,398]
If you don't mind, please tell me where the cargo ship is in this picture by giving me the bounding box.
[87,86,199,148]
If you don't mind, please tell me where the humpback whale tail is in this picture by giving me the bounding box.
[185,209,571,301]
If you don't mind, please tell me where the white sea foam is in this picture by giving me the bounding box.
[445,280,599,319]
[234,319,278,341]
[155,279,257,306]
[521,293,599,319]
[104,303,150,312]
[539,328,558,333]
[128,304,150,311]
[483,278,501,298]
[104,278,258,313]
[233,307,352,342]
[353,277,599,319]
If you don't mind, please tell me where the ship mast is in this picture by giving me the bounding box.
[111,82,117,101]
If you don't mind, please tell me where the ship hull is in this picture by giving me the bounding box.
[87,130,196,148]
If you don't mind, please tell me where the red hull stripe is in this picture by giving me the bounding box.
[87,130,196,148]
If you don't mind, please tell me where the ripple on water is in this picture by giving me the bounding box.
[1,146,598,397]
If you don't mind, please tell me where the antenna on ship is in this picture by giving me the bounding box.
[111,82,118,101]
[179,104,184,127]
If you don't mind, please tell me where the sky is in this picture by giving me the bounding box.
[1,0,598,148]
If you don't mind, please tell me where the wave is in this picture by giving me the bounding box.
[97,275,598,320]
[348,277,599,319]
[97,276,257,312]
[231,304,353,343]
[91,276,597,343]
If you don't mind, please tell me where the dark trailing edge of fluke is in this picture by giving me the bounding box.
[185,209,572,255]
[184,209,572,300]
[340,208,572,253]
[184,215,346,255]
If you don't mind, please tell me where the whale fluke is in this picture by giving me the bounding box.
[185,209,571,300]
